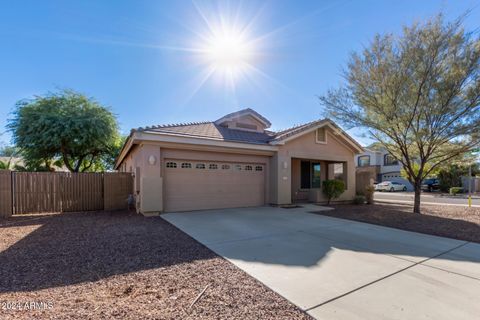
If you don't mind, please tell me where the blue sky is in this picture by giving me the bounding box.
[1,0,479,147]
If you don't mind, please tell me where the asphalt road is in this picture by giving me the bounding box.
[374,191,480,207]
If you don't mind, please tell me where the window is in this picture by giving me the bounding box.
[245,165,253,171]
[221,164,231,170]
[334,163,344,180]
[235,164,242,171]
[332,162,347,189]
[357,155,370,167]
[312,163,321,188]
[301,161,311,189]
[166,162,177,168]
[209,164,218,170]
[255,165,263,171]
[196,163,206,169]
[181,162,192,169]
[301,161,321,189]
[384,154,399,166]
[316,127,327,143]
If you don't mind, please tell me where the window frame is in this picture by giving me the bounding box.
[300,160,321,189]
[357,155,371,167]
[181,162,192,169]
[315,127,327,144]
[384,154,399,166]
[166,161,177,168]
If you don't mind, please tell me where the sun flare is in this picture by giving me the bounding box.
[203,29,253,73]
[172,1,282,98]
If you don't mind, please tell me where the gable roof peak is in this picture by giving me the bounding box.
[215,108,271,128]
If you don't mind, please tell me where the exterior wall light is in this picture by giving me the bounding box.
[148,155,157,165]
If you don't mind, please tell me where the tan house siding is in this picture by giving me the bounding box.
[276,128,356,204]
[115,110,363,214]
[127,144,271,213]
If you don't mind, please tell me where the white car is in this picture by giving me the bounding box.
[375,181,407,192]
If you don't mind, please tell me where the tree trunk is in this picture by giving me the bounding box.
[413,181,421,214]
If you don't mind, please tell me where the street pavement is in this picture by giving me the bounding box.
[374,191,480,207]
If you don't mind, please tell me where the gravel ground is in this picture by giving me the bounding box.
[320,203,480,243]
[0,211,311,320]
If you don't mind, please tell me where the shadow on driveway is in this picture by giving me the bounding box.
[1,205,479,294]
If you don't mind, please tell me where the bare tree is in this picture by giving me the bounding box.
[320,14,480,213]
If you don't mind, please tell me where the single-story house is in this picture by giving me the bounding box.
[115,108,364,214]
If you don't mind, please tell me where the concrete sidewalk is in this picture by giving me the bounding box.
[163,206,480,320]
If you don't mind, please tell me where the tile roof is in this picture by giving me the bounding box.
[116,111,364,169]
[215,108,272,128]
[138,122,275,145]
[134,116,362,150]
[271,119,328,142]
[136,118,345,146]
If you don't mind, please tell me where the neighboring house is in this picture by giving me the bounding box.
[115,108,364,214]
[355,148,414,191]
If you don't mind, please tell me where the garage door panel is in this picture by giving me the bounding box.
[164,160,265,212]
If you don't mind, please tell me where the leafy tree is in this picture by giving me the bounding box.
[322,179,345,205]
[320,15,480,213]
[8,89,120,172]
[0,145,20,157]
[437,163,480,191]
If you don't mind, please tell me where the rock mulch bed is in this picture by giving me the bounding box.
[321,203,480,243]
[0,211,311,320]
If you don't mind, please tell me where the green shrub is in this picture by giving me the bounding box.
[364,185,375,204]
[322,179,345,205]
[353,195,366,205]
[449,187,464,195]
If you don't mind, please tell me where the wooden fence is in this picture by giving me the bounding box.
[0,171,133,217]
[356,171,375,195]
[0,170,12,218]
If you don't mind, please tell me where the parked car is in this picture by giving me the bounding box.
[421,178,440,192]
[375,181,407,192]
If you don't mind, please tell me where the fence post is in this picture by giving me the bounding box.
[10,171,15,216]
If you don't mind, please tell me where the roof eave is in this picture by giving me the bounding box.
[270,120,364,153]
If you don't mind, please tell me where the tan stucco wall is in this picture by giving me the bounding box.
[269,153,292,205]
[274,128,356,204]
[121,144,162,213]
[120,125,358,213]
[125,143,271,213]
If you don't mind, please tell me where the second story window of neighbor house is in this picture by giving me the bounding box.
[358,155,370,167]
[384,154,399,166]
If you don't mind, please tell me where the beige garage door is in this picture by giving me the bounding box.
[164,160,265,212]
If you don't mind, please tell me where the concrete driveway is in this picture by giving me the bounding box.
[162,206,480,319]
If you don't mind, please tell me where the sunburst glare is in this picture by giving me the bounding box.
[203,27,252,74]
[185,1,266,93]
